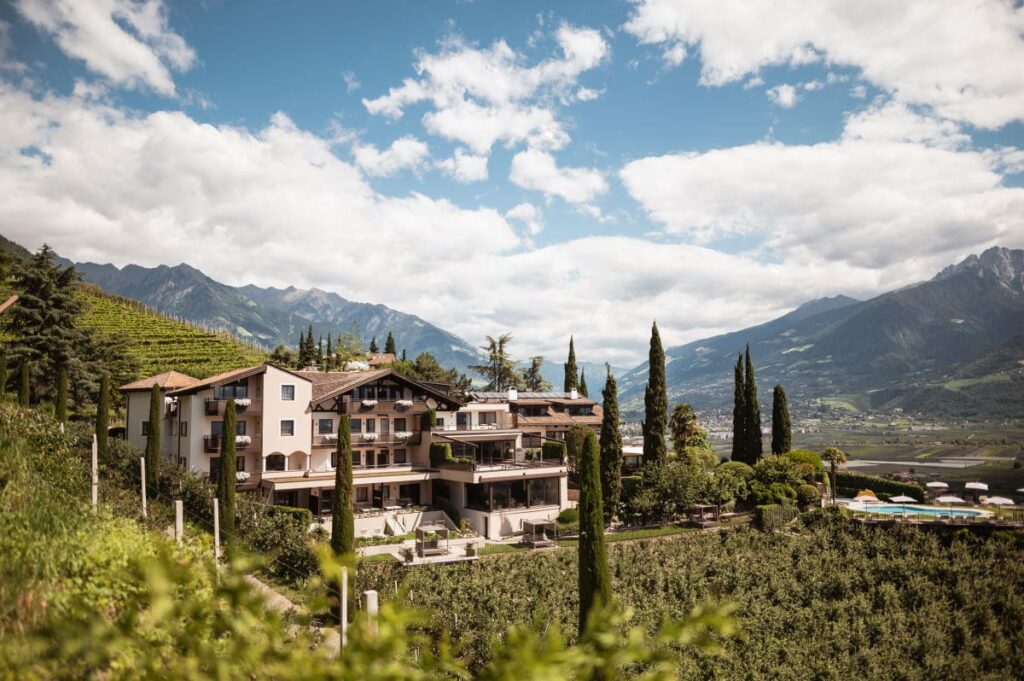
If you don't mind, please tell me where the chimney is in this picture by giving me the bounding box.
[570,389,578,400]
[508,388,518,401]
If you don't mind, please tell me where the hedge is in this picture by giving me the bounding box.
[755,504,800,532]
[267,505,313,527]
[542,441,566,463]
[835,472,925,500]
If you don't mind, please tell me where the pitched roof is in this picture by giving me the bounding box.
[120,370,200,392]
[166,363,310,396]
[309,367,464,408]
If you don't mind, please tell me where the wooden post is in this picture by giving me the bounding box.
[140,457,148,519]
[91,435,98,512]
[364,590,379,637]
[213,498,221,563]
[174,500,184,544]
[339,567,348,652]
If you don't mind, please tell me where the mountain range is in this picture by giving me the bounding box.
[618,246,1024,417]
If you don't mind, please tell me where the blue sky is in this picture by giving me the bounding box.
[1,0,1022,367]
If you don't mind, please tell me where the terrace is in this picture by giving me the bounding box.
[204,434,262,453]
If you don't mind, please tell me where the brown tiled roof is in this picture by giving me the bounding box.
[310,367,464,408]
[517,405,603,426]
[296,369,390,402]
[120,370,200,392]
[165,363,313,396]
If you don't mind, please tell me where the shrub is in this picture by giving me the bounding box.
[797,484,821,508]
[429,442,453,467]
[557,508,579,524]
[750,481,797,506]
[420,408,436,431]
[835,472,924,500]
[542,440,567,464]
[784,449,825,477]
[755,504,800,531]
[267,505,313,527]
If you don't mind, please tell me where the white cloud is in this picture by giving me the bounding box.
[343,70,360,93]
[662,43,686,66]
[436,147,488,183]
[624,0,1024,128]
[352,135,430,177]
[841,101,968,150]
[766,83,799,108]
[16,0,195,96]
[620,117,1024,270]
[506,202,543,235]
[575,87,601,102]
[849,84,867,99]
[363,25,608,153]
[509,149,608,204]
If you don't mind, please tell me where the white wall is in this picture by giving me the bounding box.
[261,366,312,471]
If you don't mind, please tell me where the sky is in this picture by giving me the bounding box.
[0,0,1022,368]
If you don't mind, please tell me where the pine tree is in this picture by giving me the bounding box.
[744,345,763,462]
[18,361,30,407]
[563,336,578,392]
[384,332,397,355]
[0,355,7,400]
[771,384,792,455]
[298,331,306,365]
[316,335,324,365]
[469,334,521,391]
[578,368,588,397]
[401,348,406,362]
[599,364,622,524]
[95,373,109,460]
[642,322,668,467]
[54,366,68,423]
[519,356,552,392]
[731,352,746,462]
[369,336,379,354]
[145,383,161,486]
[218,399,238,549]
[325,333,333,370]
[578,430,611,636]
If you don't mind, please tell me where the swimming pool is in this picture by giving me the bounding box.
[859,504,989,518]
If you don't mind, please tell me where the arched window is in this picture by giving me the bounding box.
[266,454,286,471]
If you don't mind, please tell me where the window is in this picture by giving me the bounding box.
[529,477,559,506]
[479,411,498,425]
[365,418,376,433]
[212,420,246,436]
[209,458,220,483]
[214,381,248,400]
[394,417,407,432]
[280,420,295,436]
[280,384,295,401]
[180,422,188,437]
[356,487,369,503]
[393,449,407,465]
[350,418,362,433]
[435,417,445,427]
[352,450,362,467]
[318,418,333,435]
[266,454,285,471]
[380,417,389,435]
[376,450,388,467]
[236,456,246,472]
[331,451,337,468]
[141,421,150,436]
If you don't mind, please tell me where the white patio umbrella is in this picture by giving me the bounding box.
[926,481,948,489]
[982,496,1014,506]
[935,495,966,504]
[1016,488,1024,494]
[965,481,989,491]
[890,495,918,517]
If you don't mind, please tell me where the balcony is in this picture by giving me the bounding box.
[204,398,261,416]
[436,448,564,472]
[337,396,422,413]
[315,431,421,447]
[204,434,262,453]
[432,413,516,432]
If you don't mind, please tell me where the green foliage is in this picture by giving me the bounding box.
[743,345,763,463]
[391,353,472,400]
[0,354,6,398]
[599,364,623,524]
[755,503,800,531]
[429,442,453,467]
[419,407,436,431]
[642,322,668,466]
[384,331,396,355]
[708,461,754,506]
[731,351,746,462]
[577,430,610,636]
[564,335,578,392]
[95,373,109,460]
[578,367,588,397]
[541,440,566,464]
[469,333,522,391]
[268,505,314,526]
[557,508,579,524]
[624,460,705,524]
[797,483,821,508]
[144,383,160,486]
[784,448,826,477]
[835,472,925,500]
[771,384,792,454]
[823,446,848,503]
[18,360,28,407]
[218,399,238,547]
[518,355,552,392]
[750,481,797,507]
[54,366,68,423]
[331,414,354,559]
[564,423,588,484]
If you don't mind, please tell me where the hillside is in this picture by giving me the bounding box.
[79,287,266,379]
[620,247,1024,416]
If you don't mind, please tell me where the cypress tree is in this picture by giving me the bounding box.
[384,332,397,355]
[218,399,238,549]
[744,345,763,462]
[641,322,668,467]
[771,384,792,455]
[18,361,29,407]
[578,368,588,397]
[599,364,622,524]
[331,414,355,556]
[369,336,379,354]
[95,373,109,460]
[563,336,578,392]
[578,430,611,636]
[55,366,68,423]
[731,352,746,462]
[0,355,7,400]
[145,383,161,486]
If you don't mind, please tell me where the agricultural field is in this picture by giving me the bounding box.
[79,288,266,379]
[357,515,1024,678]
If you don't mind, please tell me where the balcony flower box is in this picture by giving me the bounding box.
[394,431,414,440]
[236,471,251,482]
[362,432,378,442]
[322,433,338,442]
[235,398,252,408]
[395,399,413,408]
[362,399,378,407]
[235,435,252,445]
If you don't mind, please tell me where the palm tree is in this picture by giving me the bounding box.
[823,446,847,505]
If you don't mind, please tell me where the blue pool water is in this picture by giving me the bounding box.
[865,504,985,518]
